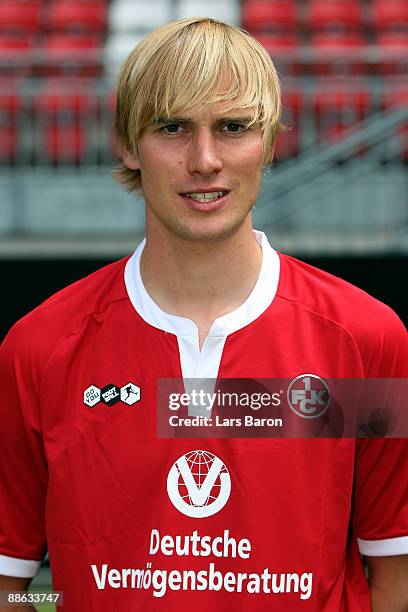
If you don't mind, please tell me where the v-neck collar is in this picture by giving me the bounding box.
[124,230,280,340]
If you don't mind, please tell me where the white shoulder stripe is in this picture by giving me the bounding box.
[358,536,408,556]
[0,554,41,578]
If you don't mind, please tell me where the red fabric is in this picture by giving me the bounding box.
[0,253,407,610]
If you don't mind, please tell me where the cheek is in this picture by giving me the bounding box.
[142,146,184,180]
[230,140,263,171]
[139,146,160,171]
[233,149,263,187]
[138,140,171,169]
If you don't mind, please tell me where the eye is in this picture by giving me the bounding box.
[222,122,249,133]
[160,123,184,134]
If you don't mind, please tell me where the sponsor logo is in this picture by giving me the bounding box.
[167,450,231,518]
[84,383,141,407]
[83,385,101,408]
[101,384,121,406]
[287,374,330,419]
[120,382,141,405]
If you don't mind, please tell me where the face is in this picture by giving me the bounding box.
[122,101,264,244]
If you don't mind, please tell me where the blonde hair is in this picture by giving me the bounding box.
[113,17,282,193]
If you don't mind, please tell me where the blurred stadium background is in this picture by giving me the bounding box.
[0,0,406,605]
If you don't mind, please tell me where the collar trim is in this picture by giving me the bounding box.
[124,230,280,338]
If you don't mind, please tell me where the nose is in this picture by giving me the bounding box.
[187,129,223,176]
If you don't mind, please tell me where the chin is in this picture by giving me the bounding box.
[168,217,250,245]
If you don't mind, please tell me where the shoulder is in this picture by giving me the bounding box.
[276,253,407,376]
[1,257,129,370]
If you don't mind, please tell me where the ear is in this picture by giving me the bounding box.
[121,148,140,170]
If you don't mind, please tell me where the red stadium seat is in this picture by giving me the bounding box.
[254,33,300,74]
[0,79,20,161]
[35,80,96,114]
[314,87,370,116]
[0,126,18,161]
[382,83,408,160]
[42,124,88,163]
[0,1,41,34]
[314,86,371,147]
[107,88,121,160]
[254,32,299,53]
[308,0,363,30]
[0,35,34,76]
[382,83,408,110]
[34,80,96,163]
[376,32,408,75]
[311,33,367,75]
[372,1,408,32]
[107,88,117,115]
[0,36,32,52]
[46,1,108,34]
[308,1,363,32]
[242,1,298,32]
[275,89,302,159]
[38,34,103,77]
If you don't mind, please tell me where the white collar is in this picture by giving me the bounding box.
[124,230,280,339]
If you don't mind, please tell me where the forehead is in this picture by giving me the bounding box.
[158,100,258,122]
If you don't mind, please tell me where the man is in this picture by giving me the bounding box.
[0,17,407,612]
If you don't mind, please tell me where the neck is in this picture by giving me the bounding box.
[140,217,262,324]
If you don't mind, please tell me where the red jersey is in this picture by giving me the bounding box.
[0,231,407,611]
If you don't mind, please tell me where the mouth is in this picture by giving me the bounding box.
[179,190,230,211]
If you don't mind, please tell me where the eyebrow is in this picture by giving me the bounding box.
[155,116,255,125]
